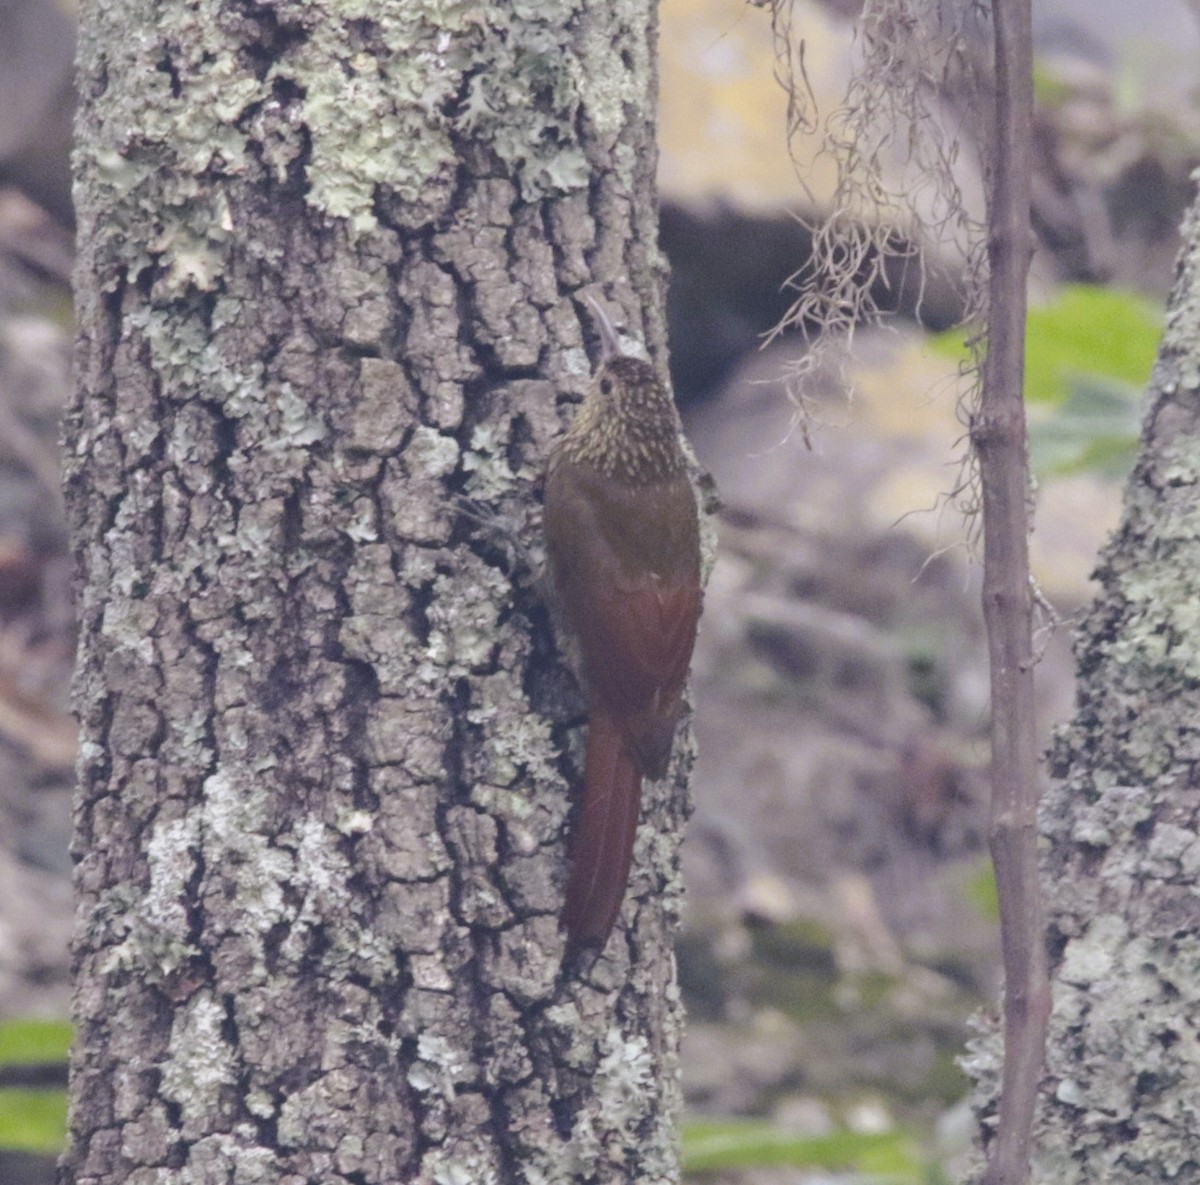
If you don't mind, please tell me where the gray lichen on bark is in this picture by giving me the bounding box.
[67,2,687,1183]
[966,180,1200,1181]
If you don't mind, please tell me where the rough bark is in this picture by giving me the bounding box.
[967,186,1200,1181]
[66,4,688,1184]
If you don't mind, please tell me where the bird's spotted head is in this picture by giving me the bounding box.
[581,295,676,425]
[551,293,686,482]
[591,355,666,415]
[558,354,684,483]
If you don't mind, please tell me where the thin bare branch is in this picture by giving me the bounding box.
[975,1,1051,1181]
[758,4,1051,1180]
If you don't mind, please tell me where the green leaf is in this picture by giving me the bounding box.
[1032,61,1074,109]
[682,1118,924,1180]
[931,284,1157,479]
[1024,284,1160,403]
[0,1020,72,1068]
[964,860,1000,923]
[1027,374,1142,478]
[931,284,1161,406]
[0,1089,68,1154]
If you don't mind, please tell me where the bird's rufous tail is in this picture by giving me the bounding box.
[561,708,642,948]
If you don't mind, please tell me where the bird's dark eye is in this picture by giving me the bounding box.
[599,378,614,396]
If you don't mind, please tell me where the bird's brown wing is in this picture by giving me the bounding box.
[545,460,702,947]
[581,576,702,776]
[560,575,700,945]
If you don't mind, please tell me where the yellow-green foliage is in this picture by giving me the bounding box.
[0,1090,68,1154]
[933,284,1162,476]
[0,1019,71,1154]
[683,1118,926,1179]
[964,859,1000,924]
[0,1020,71,1067]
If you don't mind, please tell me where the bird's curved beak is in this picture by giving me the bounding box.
[584,293,624,362]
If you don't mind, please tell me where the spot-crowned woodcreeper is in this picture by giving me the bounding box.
[544,296,703,950]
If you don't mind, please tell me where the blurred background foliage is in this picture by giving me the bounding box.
[0,1019,70,1169]
[931,284,1161,478]
[1,0,1198,1181]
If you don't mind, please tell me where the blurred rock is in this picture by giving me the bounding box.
[683,496,999,969]
[0,840,71,1016]
[676,328,1100,1127]
[0,177,76,1022]
[769,1094,835,1136]
[0,318,68,572]
[843,1096,894,1134]
[0,190,73,300]
[684,1010,811,1114]
[0,0,75,229]
[737,871,797,928]
[1031,52,1200,294]
[659,0,845,213]
[0,1151,57,1185]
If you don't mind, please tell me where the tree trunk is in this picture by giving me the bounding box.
[66,4,688,1183]
[968,186,1200,1181]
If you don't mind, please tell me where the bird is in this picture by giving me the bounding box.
[543,294,703,950]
